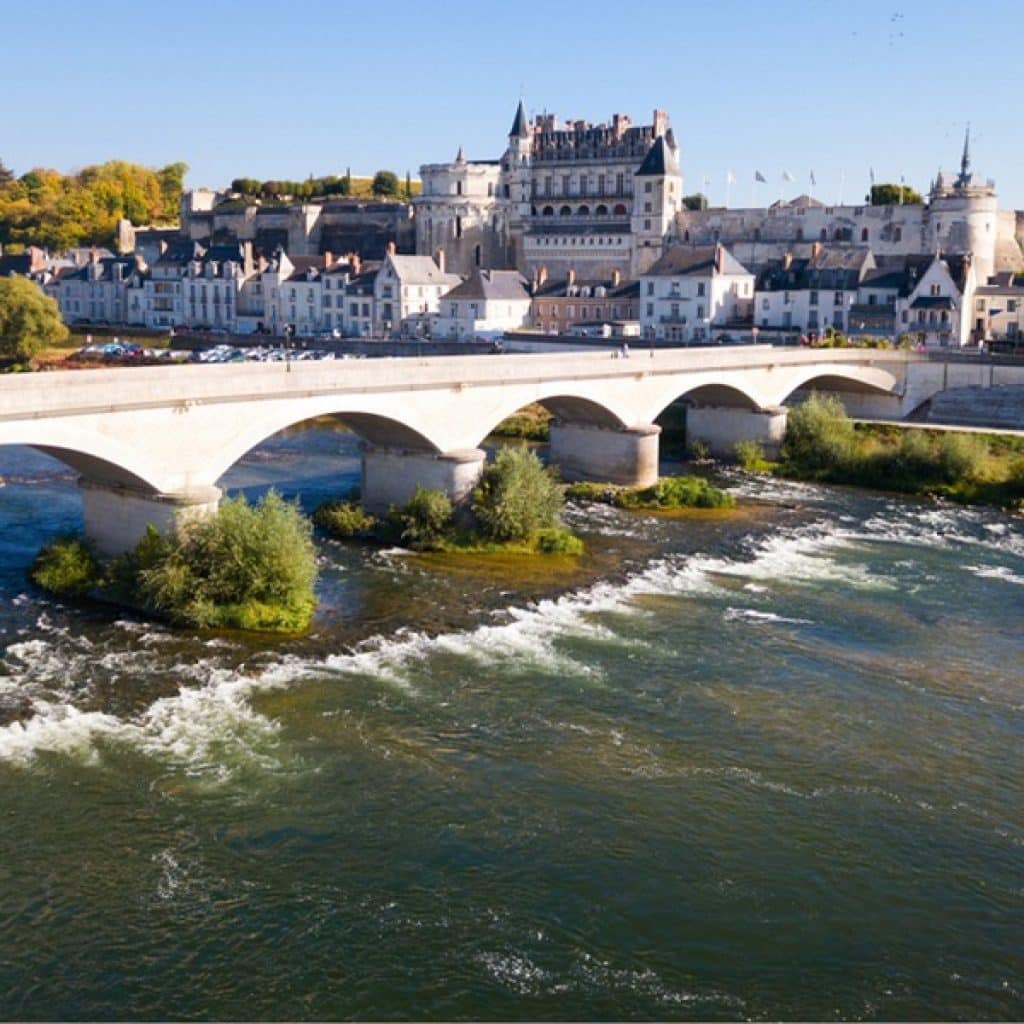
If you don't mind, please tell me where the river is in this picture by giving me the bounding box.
[0,425,1022,1020]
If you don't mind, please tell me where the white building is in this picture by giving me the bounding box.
[373,251,461,337]
[433,270,531,340]
[640,244,754,342]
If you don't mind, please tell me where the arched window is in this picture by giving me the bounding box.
[487,182,493,197]
[820,228,827,241]
[455,216,462,239]
[613,203,627,216]
[542,205,554,216]
[560,205,572,216]
[578,205,590,216]
[683,230,690,242]
[595,204,608,216]
[456,181,463,196]
[474,244,482,266]
[861,227,869,242]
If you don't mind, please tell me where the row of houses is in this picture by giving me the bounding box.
[5,234,1021,347]
[637,242,1024,348]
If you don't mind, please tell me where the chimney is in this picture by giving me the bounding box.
[714,243,723,274]
[435,248,445,273]
[811,241,823,260]
[538,264,549,286]
[323,250,333,267]
[782,251,793,271]
[652,108,669,138]
[90,245,100,265]
[386,240,397,256]
[348,251,362,276]
[566,267,576,288]
[611,268,622,287]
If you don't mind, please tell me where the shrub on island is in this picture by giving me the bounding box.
[566,474,735,510]
[29,491,318,633]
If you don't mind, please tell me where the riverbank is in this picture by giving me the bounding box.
[757,395,1024,511]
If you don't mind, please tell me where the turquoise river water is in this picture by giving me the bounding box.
[0,425,1021,1020]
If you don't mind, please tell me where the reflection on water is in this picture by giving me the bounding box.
[0,428,1022,1020]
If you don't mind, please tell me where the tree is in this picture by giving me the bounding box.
[682,193,709,211]
[869,183,923,206]
[473,447,565,542]
[372,170,400,197]
[0,275,69,362]
[0,159,14,188]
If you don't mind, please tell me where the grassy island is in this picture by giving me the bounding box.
[566,474,736,511]
[315,447,583,556]
[30,491,318,633]
[736,393,1024,510]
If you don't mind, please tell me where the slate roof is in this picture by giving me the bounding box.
[645,245,751,278]
[510,100,529,138]
[443,270,529,302]
[385,254,460,287]
[910,296,955,310]
[532,278,639,299]
[635,135,680,177]
[757,246,873,292]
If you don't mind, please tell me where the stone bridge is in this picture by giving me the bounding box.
[0,347,918,553]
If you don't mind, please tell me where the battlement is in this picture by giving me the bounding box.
[529,110,669,164]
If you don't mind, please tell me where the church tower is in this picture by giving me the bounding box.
[631,130,682,276]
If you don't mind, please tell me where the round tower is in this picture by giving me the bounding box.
[502,99,533,268]
[927,128,998,283]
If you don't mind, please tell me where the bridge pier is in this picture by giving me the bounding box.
[81,480,222,557]
[686,405,788,458]
[360,446,486,514]
[548,422,661,487]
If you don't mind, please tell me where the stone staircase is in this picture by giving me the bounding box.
[925,385,1024,430]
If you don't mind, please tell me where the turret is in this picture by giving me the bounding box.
[502,99,534,265]
[631,134,682,275]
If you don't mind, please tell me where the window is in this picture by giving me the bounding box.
[696,304,705,319]
[894,227,902,242]
[761,298,769,311]
[645,182,652,193]
[976,299,985,311]
[646,282,654,296]
[671,303,679,318]
[834,291,843,305]
[456,181,463,196]
[930,283,941,296]
[644,219,651,230]
[1009,300,1018,313]
[810,290,819,306]
[562,175,570,194]
[784,291,791,305]
[697,282,705,297]
[455,216,462,239]
[861,228,869,242]
[646,303,654,317]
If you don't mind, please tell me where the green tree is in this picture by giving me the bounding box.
[0,275,69,362]
[138,491,317,631]
[473,447,565,542]
[0,159,14,188]
[394,487,453,550]
[780,392,857,474]
[372,170,400,197]
[682,193,709,211]
[869,183,923,206]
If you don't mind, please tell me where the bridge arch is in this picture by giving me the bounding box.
[473,392,628,448]
[645,381,764,426]
[205,407,444,487]
[0,428,166,494]
[773,366,901,415]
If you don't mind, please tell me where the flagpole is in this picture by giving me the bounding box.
[839,170,845,206]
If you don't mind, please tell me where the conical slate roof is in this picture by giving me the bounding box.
[509,99,529,137]
[635,135,680,177]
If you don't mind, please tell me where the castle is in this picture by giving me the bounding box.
[414,105,1024,285]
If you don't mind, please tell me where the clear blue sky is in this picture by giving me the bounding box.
[3,0,1022,208]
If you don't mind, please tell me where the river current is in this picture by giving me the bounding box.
[0,426,1021,1020]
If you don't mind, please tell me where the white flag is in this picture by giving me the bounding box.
[726,171,736,185]
[782,170,794,182]
[810,170,816,186]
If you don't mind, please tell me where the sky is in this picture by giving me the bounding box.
[3,0,1022,208]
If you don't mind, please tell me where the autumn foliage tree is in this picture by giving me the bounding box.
[0,159,187,251]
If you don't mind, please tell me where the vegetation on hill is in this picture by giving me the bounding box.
[741,391,1024,509]
[490,404,552,442]
[0,275,69,365]
[869,182,924,206]
[228,169,420,203]
[0,158,186,250]
[30,491,318,633]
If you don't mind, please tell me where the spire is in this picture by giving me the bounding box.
[509,99,528,138]
[960,123,971,180]
[635,135,680,177]
[455,144,466,164]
